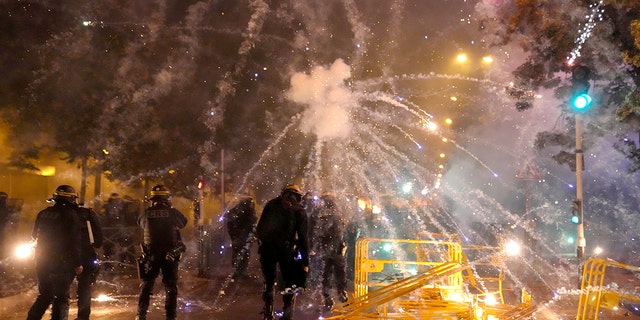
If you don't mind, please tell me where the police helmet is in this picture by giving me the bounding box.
[240,193,253,202]
[53,185,78,204]
[321,191,336,199]
[281,184,303,197]
[321,191,337,205]
[150,184,171,201]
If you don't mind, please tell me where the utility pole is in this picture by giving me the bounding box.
[575,115,585,261]
[570,64,591,262]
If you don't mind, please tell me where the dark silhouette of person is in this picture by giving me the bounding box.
[101,193,125,262]
[256,185,309,320]
[122,195,141,226]
[226,194,257,279]
[344,212,362,282]
[117,195,141,263]
[27,185,84,320]
[52,203,104,319]
[136,185,187,320]
[309,192,348,310]
[303,191,322,290]
[73,205,104,320]
[0,191,13,257]
[302,192,316,219]
[102,192,124,226]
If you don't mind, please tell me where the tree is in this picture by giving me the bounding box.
[4,1,214,198]
[477,0,640,171]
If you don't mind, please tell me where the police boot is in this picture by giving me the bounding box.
[324,296,335,311]
[338,290,349,303]
[262,290,275,320]
[282,294,296,320]
[261,303,274,320]
[165,285,178,320]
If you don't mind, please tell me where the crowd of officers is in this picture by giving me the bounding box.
[0,191,20,258]
[228,185,350,320]
[26,184,187,320]
[24,183,352,320]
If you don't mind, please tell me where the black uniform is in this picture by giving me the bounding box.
[256,188,309,320]
[302,192,316,261]
[226,197,257,279]
[344,216,361,282]
[74,206,104,320]
[136,199,187,320]
[27,201,83,320]
[102,193,124,226]
[0,192,12,257]
[309,195,348,309]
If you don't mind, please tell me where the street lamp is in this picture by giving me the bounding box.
[456,53,468,64]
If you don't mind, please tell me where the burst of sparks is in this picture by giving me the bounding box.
[567,0,604,65]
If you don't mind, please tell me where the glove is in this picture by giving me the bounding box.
[165,242,187,262]
[165,250,181,262]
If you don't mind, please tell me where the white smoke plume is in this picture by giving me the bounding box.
[287,59,355,140]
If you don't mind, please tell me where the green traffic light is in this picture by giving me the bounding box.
[572,93,592,110]
[571,215,580,224]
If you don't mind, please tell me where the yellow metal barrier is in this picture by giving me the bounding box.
[326,262,468,319]
[325,236,534,319]
[577,257,640,320]
[354,237,464,298]
[461,245,508,305]
[327,238,640,319]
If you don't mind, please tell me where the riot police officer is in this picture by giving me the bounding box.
[226,194,257,279]
[0,191,13,257]
[51,203,104,320]
[310,192,348,310]
[256,185,309,320]
[136,185,187,320]
[27,185,84,320]
[74,204,104,320]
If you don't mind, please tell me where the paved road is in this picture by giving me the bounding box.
[0,245,330,320]
[4,244,640,319]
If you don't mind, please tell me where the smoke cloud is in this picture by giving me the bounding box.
[287,59,355,140]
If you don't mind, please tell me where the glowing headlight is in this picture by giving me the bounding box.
[14,242,35,260]
[94,293,115,302]
[593,246,603,255]
[503,240,521,256]
[484,294,498,306]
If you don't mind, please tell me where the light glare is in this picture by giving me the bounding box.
[14,242,35,259]
[504,240,521,256]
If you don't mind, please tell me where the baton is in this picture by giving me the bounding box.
[87,220,94,244]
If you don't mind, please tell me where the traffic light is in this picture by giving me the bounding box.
[571,199,581,224]
[572,93,592,110]
[570,65,592,112]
